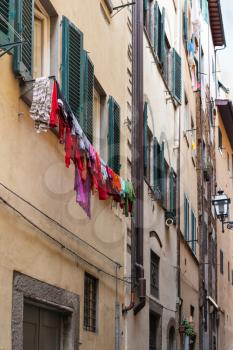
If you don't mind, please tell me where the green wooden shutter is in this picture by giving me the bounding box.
[143,0,148,25]
[153,137,159,191]
[184,195,190,240]
[62,16,84,122]
[13,0,34,79]
[0,0,15,46]
[161,141,165,205]
[183,0,188,48]
[144,102,148,173]
[83,52,94,143]
[153,2,158,55]
[160,7,165,67]
[172,48,182,104]
[202,0,209,23]
[170,168,174,213]
[108,96,120,174]
[191,211,196,253]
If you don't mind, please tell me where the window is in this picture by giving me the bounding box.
[191,210,197,254]
[190,305,195,322]
[184,194,190,241]
[172,49,182,103]
[144,0,153,39]
[228,262,230,282]
[84,273,98,332]
[218,127,223,150]
[33,1,50,78]
[163,36,171,86]
[154,3,165,65]
[227,152,230,171]
[169,168,177,216]
[108,96,121,174]
[191,117,196,161]
[232,270,233,285]
[164,160,169,209]
[220,250,224,275]
[150,251,160,299]
[184,95,190,144]
[145,128,153,184]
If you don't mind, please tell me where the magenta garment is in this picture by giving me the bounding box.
[74,167,91,218]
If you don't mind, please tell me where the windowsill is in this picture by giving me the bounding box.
[144,28,177,109]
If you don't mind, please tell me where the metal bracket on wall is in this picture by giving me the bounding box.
[0,40,24,58]
[111,2,136,18]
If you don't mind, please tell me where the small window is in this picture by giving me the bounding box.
[191,210,197,254]
[163,36,171,86]
[232,270,233,285]
[150,251,160,299]
[184,95,190,145]
[227,152,230,172]
[190,305,195,322]
[218,127,223,151]
[220,250,224,275]
[228,262,230,282]
[145,128,153,185]
[84,273,98,332]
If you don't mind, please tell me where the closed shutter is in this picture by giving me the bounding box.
[184,195,189,240]
[169,168,175,214]
[153,137,159,191]
[202,0,209,23]
[160,141,165,205]
[183,0,188,48]
[172,48,182,104]
[62,16,84,122]
[160,7,165,67]
[0,0,14,46]
[143,0,148,26]
[13,0,34,79]
[108,96,120,174]
[83,52,94,143]
[191,211,196,254]
[153,2,158,55]
[144,102,148,174]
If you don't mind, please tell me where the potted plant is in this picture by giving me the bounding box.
[180,319,196,343]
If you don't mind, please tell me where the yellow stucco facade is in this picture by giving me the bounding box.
[0,1,132,349]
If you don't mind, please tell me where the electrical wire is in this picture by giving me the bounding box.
[0,195,130,285]
[0,182,121,267]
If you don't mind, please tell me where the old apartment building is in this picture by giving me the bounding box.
[1,0,233,350]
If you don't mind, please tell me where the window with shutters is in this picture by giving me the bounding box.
[62,16,84,123]
[33,1,50,78]
[163,36,172,87]
[220,250,224,275]
[144,0,154,41]
[154,3,165,66]
[150,251,160,299]
[0,0,14,46]
[169,168,177,216]
[218,127,223,151]
[14,0,34,79]
[83,53,94,143]
[84,273,98,333]
[191,210,197,254]
[184,194,190,241]
[108,96,120,174]
[145,128,153,185]
[172,48,182,103]
[184,94,190,145]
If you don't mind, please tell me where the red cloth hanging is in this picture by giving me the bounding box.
[65,127,72,168]
[49,81,59,127]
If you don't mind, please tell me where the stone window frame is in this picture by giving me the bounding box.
[12,272,80,350]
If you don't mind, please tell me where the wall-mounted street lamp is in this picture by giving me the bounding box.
[212,190,233,233]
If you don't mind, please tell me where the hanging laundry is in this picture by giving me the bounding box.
[49,80,59,128]
[30,77,51,133]
[74,166,91,218]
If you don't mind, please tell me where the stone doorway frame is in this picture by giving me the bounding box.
[12,272,80,350]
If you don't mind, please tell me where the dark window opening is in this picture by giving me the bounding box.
[149,311,160,350]
[151,251,160,299]
[84,273,98,332]
[220,250,224,275]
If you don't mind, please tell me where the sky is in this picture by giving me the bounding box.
[218,0,233,98]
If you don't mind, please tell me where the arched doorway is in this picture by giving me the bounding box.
[168,326,176,350]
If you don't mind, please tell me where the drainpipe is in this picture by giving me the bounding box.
[131,0,146,315]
